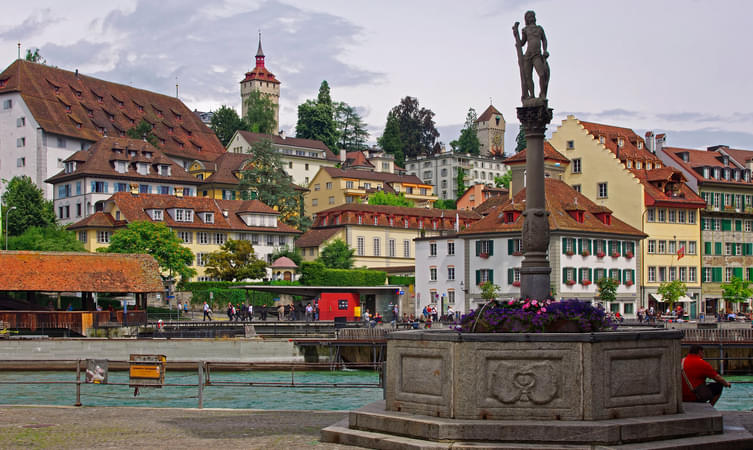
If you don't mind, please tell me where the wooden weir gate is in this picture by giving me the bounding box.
[293,328,388,370]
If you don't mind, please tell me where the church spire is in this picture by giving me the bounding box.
[255,31,265,68]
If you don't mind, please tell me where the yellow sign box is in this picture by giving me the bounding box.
[129,354,166,388]
[130,364,162,379]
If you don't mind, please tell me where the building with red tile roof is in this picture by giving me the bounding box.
[0,59,224,199]
[456,183,508,211]
[414,178,644,314]
[296,203,480,271]
[660,143,753,313]
[68,192,300,281]
[550,116,704,313]
[45,137,202,225]
[503,142,569,196]
[240,34,281,131]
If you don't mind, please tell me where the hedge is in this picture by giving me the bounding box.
[300,262,386,286]
[388,276,415,286]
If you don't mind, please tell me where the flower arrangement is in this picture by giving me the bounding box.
[581,280,592,286]
[480,252,489,259]
[625,251,634,259]
[456,299,615,333]
[611,251,620,258]
[596,251,606,258]
[512,251,523,256]
[565,279,576,286]
[625,280,634,287]
[581,250,590,257]
[565,250,575,256]
[512,281,521,287]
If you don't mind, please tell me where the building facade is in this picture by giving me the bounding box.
[405,151,509,201]
[0,60,225,199]
[475,104,506,157]
[240,35,280,132]
[68,192,300,281]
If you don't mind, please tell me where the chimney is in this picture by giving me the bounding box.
[655,133,666,154]
[279,129,285,139]
[645,131,654,153]
[75,69,79,78]
[340,149,346,163]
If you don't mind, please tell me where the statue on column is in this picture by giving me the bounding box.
[513,10,550,104]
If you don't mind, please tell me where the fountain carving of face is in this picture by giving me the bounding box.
[525,11,536,26]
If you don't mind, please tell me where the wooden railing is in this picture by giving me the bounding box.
[683,328,753,343]
[0,311,147,336]
[337,328,389,340]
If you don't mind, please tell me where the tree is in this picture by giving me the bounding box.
[1,176,56,236]
[383,96,439,165]
[127,119,159,147]
[657,280,687,311]
[98,221,196,280]
[7,226,85,251]
[209,105,245,147]
[480,281,501,302]
[596,277,618,304]
[450,108,480,155]
[368,191,414,207]
[494,172,511,188]
[295,81,338,150]
[25,48,46,64]
[317,239,355,269]
[721,277,753,310]
[335,102,369,151]
[377,113,403,166]
[244,91,277,134]
[433,199,457,210]
[237,138,302,227]
[456,168,467,199]
[204,239,267,281]
[269,246,303,267]
[515,124,527,153]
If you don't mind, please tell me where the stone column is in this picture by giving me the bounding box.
[517,103,553,300]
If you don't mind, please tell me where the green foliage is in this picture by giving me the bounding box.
[433,199,457,210]
[335,102,369,151]
[99,221,196,280]
[25,48,45,64]
[657,279,687,310]
[377,113,404,166]
[480,281,501,302]
[300,261,386,286]
[269,247,303,267]
[596,277,618,303]
[244,90,277,134]
[456,168,467,199]
[7,226,85,251]
[126,119,159,147]
[450,108,480,155]
[515,124,527,153]
[494,172,511,188]
[238,138,302,227]
[317,239,355,269]
[210,105,245,147]
[2,176,56,236]
[205,239,267,281]
[385,96,439,163]
[388,275,415,286]
[295,81,338,150]
[721,277,753,304]
[367,190,414,207]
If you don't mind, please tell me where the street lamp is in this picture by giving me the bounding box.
[5,206,16,250]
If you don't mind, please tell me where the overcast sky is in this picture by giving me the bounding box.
[2,0,752,152]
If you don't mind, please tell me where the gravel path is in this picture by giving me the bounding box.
[0,405,358,449]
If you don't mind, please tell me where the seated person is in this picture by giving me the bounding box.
[682,345,730,406]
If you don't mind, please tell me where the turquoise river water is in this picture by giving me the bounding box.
[1,371,753,411]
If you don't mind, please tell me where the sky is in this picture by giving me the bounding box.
[1,0,752,153]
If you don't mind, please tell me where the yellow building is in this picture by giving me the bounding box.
[295,204,481,270]
[550,117,705,315]
[305,167,437,217]
[68,191,300,281]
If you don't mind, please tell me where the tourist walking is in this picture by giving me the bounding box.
[682,345,731,406]
[227,303,235,321]
[305,303,314,322]
[247,304,254,321]
[277,303,285,321]
[260,304,267,321]
[203,301,212,321]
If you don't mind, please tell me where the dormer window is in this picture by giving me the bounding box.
[158,165,171,176]
[599,135,605,144]
[703,167,709,178]
[137,162,149,175]
[202,212,214,224]
[174,208,194,222]
[724,169,729,180]
[143,151,152,159]
[723,155,729,165]
[617,138,624,147]
[149,209,164,221]
[646,163,652,170]
[128,150,137,158]
[115,160,127,173]
[64,161,76,174]
[714,168,720,179]
[637,141,643,149]
[626,160,632,168]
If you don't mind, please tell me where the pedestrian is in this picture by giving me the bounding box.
[184,301,189,317]
[227,302,234,321]
[248,303,254,321]
[277,303,285,321]
[203,301,212,321]
[305,303,314,322]
[261,304,268,321]
[289,304,296,321]
[177,301,183,317]
[363,309,371,327]
[682,345,731,406]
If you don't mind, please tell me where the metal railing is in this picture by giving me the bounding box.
[683,329,753,343]
[0,359,384,409]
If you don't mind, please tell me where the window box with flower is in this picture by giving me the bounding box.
[611,251,620,258]
[596,251,606,258]
[565,279,576,286]
[581,250,590,257]
[565,250,575,256]
[512,251,523,256]
[581,280,592,286]
[625,280,634,287]
[480,252,489,259]
[625,251,634,259]
[512,281,521,287]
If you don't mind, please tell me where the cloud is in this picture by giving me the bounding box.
[0,9,58,41]
[655,112,723,123]
[40,0,384,118]
[637,128,753,150]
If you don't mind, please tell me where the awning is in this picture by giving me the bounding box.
[649,293,693,303]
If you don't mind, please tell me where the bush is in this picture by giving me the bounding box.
[300,262,386,286]
[388,276,415,286]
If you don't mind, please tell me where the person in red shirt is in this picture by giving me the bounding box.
[681,345,730,405]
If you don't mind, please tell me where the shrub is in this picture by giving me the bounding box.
[300,262,386,286]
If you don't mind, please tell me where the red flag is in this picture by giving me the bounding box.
[677,246,685,260]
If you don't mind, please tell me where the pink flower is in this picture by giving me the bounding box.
[508,300,514,305]
[532,300,538,306]
[522,303,529,309]
[540,307,546,313]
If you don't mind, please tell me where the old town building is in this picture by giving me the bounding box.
[239,35,281,132]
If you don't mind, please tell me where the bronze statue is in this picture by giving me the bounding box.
[513,11,550,103]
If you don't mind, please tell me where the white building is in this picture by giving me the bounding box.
[406,151,508,201]
[414,234,466,315]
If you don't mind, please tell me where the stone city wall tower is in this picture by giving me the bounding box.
[240,33,281,132]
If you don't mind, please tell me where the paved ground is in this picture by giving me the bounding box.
[0,405,359,449]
